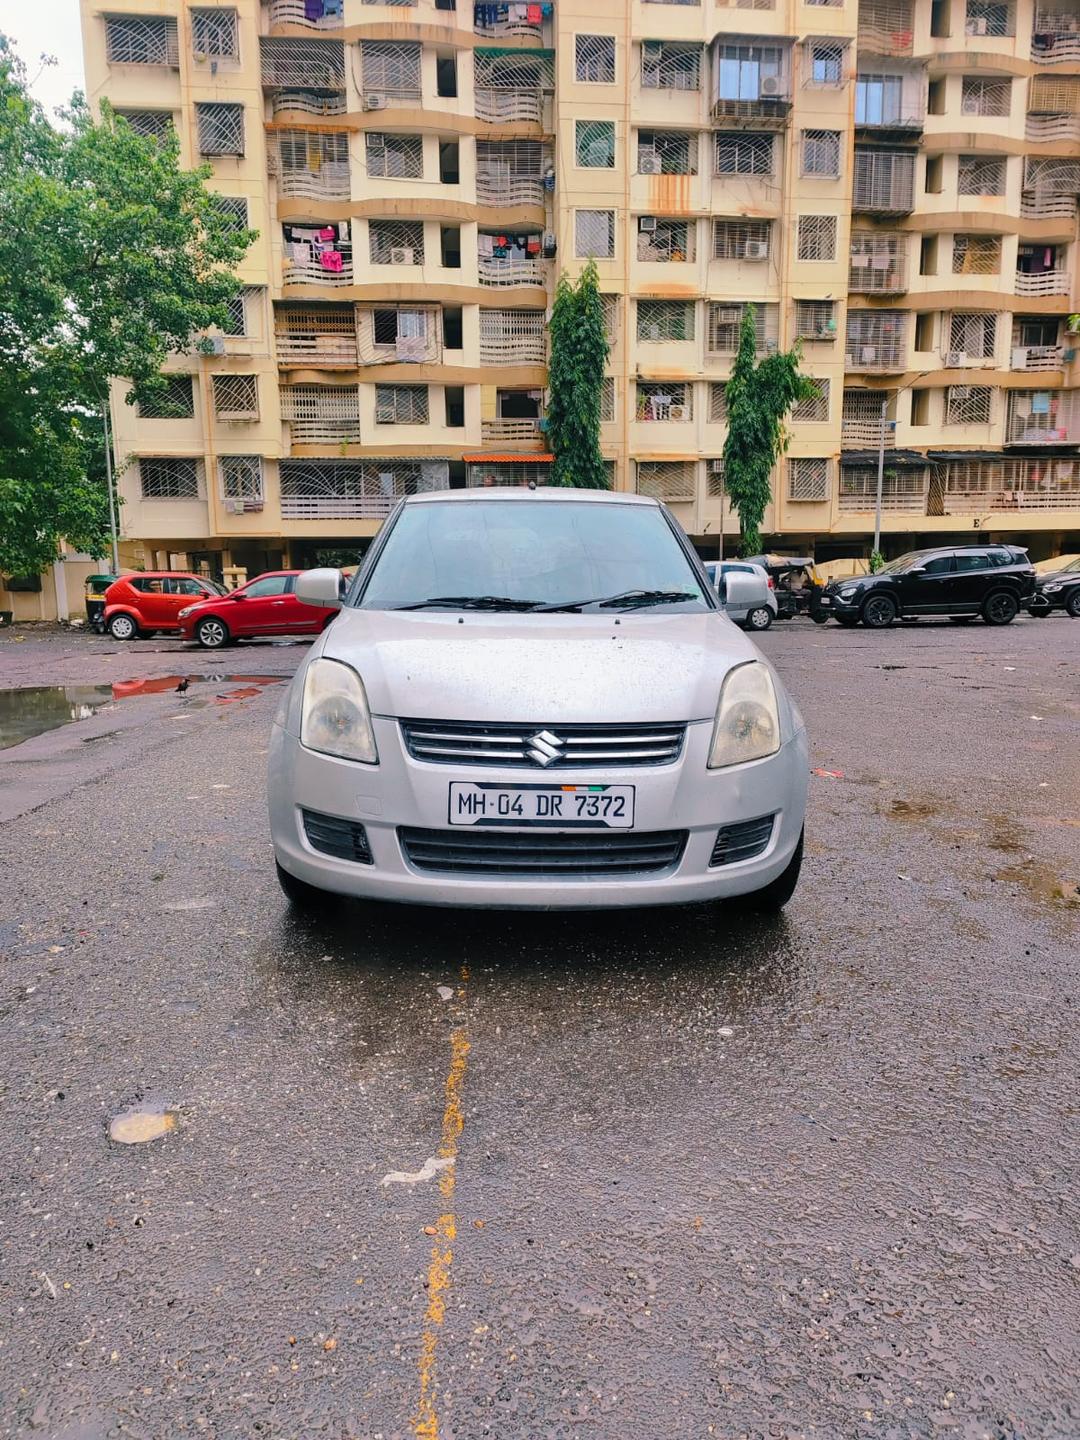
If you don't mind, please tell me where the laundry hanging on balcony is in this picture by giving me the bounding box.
[320,248,343,272]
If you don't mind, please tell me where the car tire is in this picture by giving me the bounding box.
[108,613,139,641]
[982,591,1019,626]
[947,616,973,625]
[276,860,337,913]
[196,616,230,649]
[746,605,773,632]
[861,594,897,628]
[1067,591,1080,618]
[810,613,829,625]
[739,831,803,912]
[833,615,859,628]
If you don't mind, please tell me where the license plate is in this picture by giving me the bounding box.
[448,782,635,828]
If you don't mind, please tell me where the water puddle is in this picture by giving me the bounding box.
[108,1102,178,1144]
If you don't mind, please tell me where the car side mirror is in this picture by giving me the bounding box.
[909,566,926,575]
[721,573,759,611]
[232,591,247,601]
[295,568,344,610]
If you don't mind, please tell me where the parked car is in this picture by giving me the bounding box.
[178,570,340,648]
[1029,556,1080,618]
[820,545,1035,628]
[743,555,827,621]
[269,488,808,915]
[704,561,777,631]
[103,572,226,640]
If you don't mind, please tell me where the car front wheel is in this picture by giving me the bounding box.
[746,605,773,632]
[982,591,1019,626]
[195,616,230,649]
[108,613,139,641]
[738,831,803,912]
[276,860,337,914]
[833,614,859,628]
[1067,591,1080,618]
[861,594,897,628]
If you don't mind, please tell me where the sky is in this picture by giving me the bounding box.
[0,0,86,118]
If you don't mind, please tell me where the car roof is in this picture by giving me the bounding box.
[243,569,302,577]
[116,570,204,579]
[404,486,658,506]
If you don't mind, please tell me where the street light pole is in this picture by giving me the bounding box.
[873,393,888,557]
[102,400,120,575]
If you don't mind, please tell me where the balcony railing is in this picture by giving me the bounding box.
[271,89,347,116]
[1015,269,1071,296]
[473,4,546,40]
[479,313,546,365]
[275,310,358,365]
[839,472,928,511]
[944,486,1080,510]
[857,0,915,56]
[475,171,546,207]
[1011,344,1065,370]
[1026,112,1080,141]
[474,88,544,125]
[848,241,908,294]
[283,239,354,288]
[481,417,543,444]
[852,151,915,214]
[1032,11,1080,64]
[277,162,350,201]
[1005,390,1079,442]
[845,315,908,372]
[267,0,343,31]
[477,254,545,287]
[841,418,895,447]
[260,37,345,86]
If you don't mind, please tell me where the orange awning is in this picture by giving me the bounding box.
[462,454,554,463]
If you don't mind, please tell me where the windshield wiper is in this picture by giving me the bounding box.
[538,588,701,613]
[393,594,543,611]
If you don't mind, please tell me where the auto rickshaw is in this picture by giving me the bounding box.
[743,555,828,622]
[84,573,117,633]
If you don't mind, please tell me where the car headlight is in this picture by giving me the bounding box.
[1042,582,1062,593]
[708,661,781,770]
[837,586,857,600]
[300,657,378,765]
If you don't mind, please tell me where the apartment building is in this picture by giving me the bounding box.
[80,0,1080,576]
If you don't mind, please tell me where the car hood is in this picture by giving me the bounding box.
[1038,569,1077,586]
[310,607,770,726]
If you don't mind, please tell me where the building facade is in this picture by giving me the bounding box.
[80,0,1080,574]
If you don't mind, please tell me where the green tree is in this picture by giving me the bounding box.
[547,260,610,489]
[0,36,255,576]
[722,305,817,557]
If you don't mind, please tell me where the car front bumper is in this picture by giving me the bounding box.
[820,592,861,618]
[268,717,809,910]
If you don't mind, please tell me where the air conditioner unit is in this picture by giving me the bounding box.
[945,351,968,367]
[760,76,783,98]
[639,215,658,233]
[669,404,687,420]
[243,499,264,512]
[375,406,396,423]
[744,240,768,260]
[716,307,740,323]
[970,16,988,33]
[639,150,661,174]
[219,410,256,423]
[860,344,877,363]
[645,323,662,340]
[389,247,414,265]
[1011,347,1030,368]
[364,94,387,110]
[224,497,244,514]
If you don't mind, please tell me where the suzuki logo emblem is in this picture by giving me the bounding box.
[527,729,563,767]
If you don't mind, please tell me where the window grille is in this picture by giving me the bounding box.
[637,218,695,262]
[223,294,247,336]
[858,0,915,49]
[965,0,1014,36]
[638,131,697,175]
[706,302,778,354]
[714,132,773,176]
[478,310,546,364]
[275,304,358,364]
[213,375,259,421]
[600,294,619,342]
[952,233,1001,274]
[713,43,788,107]
[191,8,238,62]
[712,218,770,261]
[961,77,1010,117]
[369,220,425,265]
[140,458,198,498]
[212,195,249,231]
[280,385,362,444]
[637,301,695,343]
[600,376,615,422]
[366,133,423,179]
[852,148,915,211]
[842,388,893,445]
[958,155,1005,196]
[357,305,440,365]
[360,41,422,102]
[1006,389,1079,443]
[221,456,264,502]
[374,384,429,424]
[945,385,993,424]
[845,310,908,369]
[709,384,728,423]
[138,376,194,419]
[475,141,549,206]
[577,121,615,168]
[840,465,927,510]
[849,229,907,291]
[788,458,829,501]
[797,214,837,261]
[793,380,829,421]
[576,210,614,258]
[637,381,693,421]
[279,460,447,520]
[949,312,997,359]
[115,109,173,141]
[1024,157,1080,194]
[196,103,244,158]
[474,50,553,90]
[636,461,696,500]
[641,41,701,90]
[802,129,841,177]
[104,14,178,66]
[807,40,845,85]
[706,459,725,497]
[1028,76,1080,115]
[260,38,346,87]
[806,0,842,6]
[576,34,615,83]
[794,300,837,340]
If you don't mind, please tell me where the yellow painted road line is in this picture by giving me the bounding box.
[414,966,470,1439]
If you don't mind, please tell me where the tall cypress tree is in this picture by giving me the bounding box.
[547,260,610,489]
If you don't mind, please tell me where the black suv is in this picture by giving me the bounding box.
[1030,557,1080,619]
[821,546,1035,628]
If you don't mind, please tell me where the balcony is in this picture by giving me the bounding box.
[475,88,544,124]
[857,0,915,56]
[479,310,546,365]
[266,0,343,32]
[705,302,779,360]
[357,305,441,366]
[709,41,792,128]
[1020,191,1078,221]
[275,305,358,366]
[280,384,361,446]
[481,417,544,445]
[1015,268,1071,297]
[854,69,926,136]
[260,37,345,88]
[477,252,545,287]
[282,229,354,288]
[475,142,550,207]
[841,390,896,448]
[852,149,915,214]
[279,460,450,521]
[1032,5,1080,62]
[1011,344,1065,371]
[845,312,908,373]
[1006,389,1080,443]
[275,132,351,201]
[473,2,549,42]
[849,232,908,293]
[839,464,929,512]
[939,458,1080,511]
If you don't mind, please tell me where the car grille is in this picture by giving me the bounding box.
[399,827,688,877]
[302,809,373,864]
[400,719,685,769]
[710,815,776,867]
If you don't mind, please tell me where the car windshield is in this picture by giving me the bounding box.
[873,551,929,576]
[357,499,711,613]
[1057,557,1080,574]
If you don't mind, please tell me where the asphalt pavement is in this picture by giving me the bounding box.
[0,617,1078,1440]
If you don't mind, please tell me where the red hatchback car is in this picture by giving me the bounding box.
[178,570,339,648]
[103,572,226,641]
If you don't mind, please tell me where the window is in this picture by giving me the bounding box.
[223,293,247,336]
[638,131,697,175]
[961,77,1010,117]
[369,220,425,265]
[576,34,615,83]
[600,376,615,423]
[211,195,249,231]
[965,0,1014,37]
[115,109,173,141]
[641,41,701,91]
[797,215,837,261]
[375,385,429,424]
[212,375,259,420]
[853,148,916,210]
[709,384,728,423]
[636,461,696,501]
[713,218,770,261]
[952,233,1001,275]
[714,132,773,176]
[243,574,291,597]
[949,312,997,359]
[953,551,991,571]
[445,386,465,427]
[576,120,615,168]
[637,300,695,342]
[637,381,693,420]
[707,302,778,355]
[138,375,194,419]
[794,300,837,340]
[366,133,423,179]
[104,14,178,66]
[793,381,829,421]
[191,8,238,63]
[436,54,457,97]
[945,385,993,424]
[714,43,786,102]
[958,155,1005,196]
[196,103,244,158]
[600,295,618,342]
[361,41,422,101]
[706,459,725,498]
[576,210,614,258]
[638,218,695,262]
[139,458,198,498]
[855,73,904,126]
[221,456,263,502]
[788,458,829,501]
[807,40,845,86]
[803,130,841,177]
[914,312,935,351]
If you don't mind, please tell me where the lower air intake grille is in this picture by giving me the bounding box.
[302,809,373,864]
[399,827,687,877]
[710,815,775,867]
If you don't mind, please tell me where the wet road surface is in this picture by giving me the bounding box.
[1,620,1078,1438]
